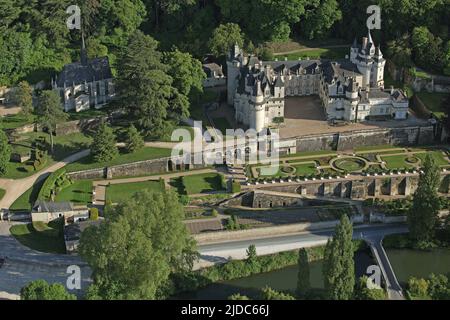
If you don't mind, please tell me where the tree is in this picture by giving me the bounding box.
[91,122,118,162]
[36,90,68,154]
[13,81,33,117]
[354,276,386,300]
[115,31,173,137]
[408,154,440,245]
[228,293,250,300]
[296,248,310,296]
[124,124,144,153]
[79,189,197,299]
[407,277,430,300]
[0,130,11,176]
[209,23,244,57]
[20,280,76,300]
[323,214,355,300]
[163,48,205,97]
[260,287,295,300]
[299,0,342,40]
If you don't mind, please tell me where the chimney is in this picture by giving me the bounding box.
[362,37,368,50]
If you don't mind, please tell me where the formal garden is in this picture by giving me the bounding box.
[247,146,450,182]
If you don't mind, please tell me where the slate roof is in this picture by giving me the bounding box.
[33,201,73,213]
[203,63,224,77]
[64,220,102,241]
[56,56,113,87]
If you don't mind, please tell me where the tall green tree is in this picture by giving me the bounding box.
[115,30,173,137]
[79,189,197,299]
[408,154,441,245]
[296,248,310,296]
[260,287,295,300]
[124,124,144,153]
[323,214,355,300]
[354,276,386,300]
[299,0,342,40]
[0,130,11,176]
[21,280,76,300]
[91,122,118,162]
[36,90,68,154]
[208,23,244,57]
[13,81,33,117]
[163,48,205,96]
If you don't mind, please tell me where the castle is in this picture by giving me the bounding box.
[227,30,409,132]
[52,35,115,112]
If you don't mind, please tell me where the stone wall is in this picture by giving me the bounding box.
[252,191,303,208]
[68,155,209,180]
[296,133,337,152]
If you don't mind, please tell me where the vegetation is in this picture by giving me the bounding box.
[408,154,441,247]
[296,248,310,297]
[105,180,165,204]
[35,90,69,154]
[12,81,33,117]
[0,188,5,200]
[55,180,93,205]
[37,168,69,201]
[90,207,99,221]
[260,287,295,300]
[124,124,144,153]
[79,189,197,300]
[209,23,244,57]
[91,122,118,163]
[181,173,226,195]
[406,274,450,300]
[9,219,66,254]
[21,280,76,300]
[354,276,387,300]
[9,179,45,212]
[0,129,11,175]
[323,214,355,300]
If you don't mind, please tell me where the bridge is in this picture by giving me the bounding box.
[361,231,405,300]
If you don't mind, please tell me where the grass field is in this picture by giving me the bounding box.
[381,155,416,170]
[65,147,172,173]
[415,151,449,166]
[0,188,5,201]
[9,179,45,212]
[55,180,93,205]
[4,132,93,179]
[1,113,35,130]
[416,92,449,119]
[105,180,165,203]
[9,219,66,254]
[181,173,225,195]
[275,47,348,60]
[292,162,318,175]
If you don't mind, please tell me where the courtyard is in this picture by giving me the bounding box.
[278,96,430,139]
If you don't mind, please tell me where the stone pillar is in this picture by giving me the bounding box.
[389,177,398,196]
[404,176,411,196]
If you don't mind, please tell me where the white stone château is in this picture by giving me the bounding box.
[227,30,409,132]
[52,35,115,112]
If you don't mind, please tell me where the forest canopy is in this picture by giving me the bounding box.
[0,0,449,87]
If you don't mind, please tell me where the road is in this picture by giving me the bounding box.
[0,149,91,210]
[197,224,408,267]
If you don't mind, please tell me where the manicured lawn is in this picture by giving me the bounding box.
[181,173,225,195]
[105,180,165,203]
[0,188,5,200]
[381,155,415,170]
[9,179,45,212]
[276,47,348,60]
[292,162,317,175]
[65,147,172,172]
[416,92,449,119]
[415,151,449,166]
[9,219,66,254]
[55,180,93,205]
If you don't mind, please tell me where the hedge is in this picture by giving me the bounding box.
[37,168,69,201]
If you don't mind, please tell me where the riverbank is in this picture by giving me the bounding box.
[171,240,368,299]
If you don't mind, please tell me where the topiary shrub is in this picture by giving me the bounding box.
[231,181,241,193]
[90,208,99,221]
